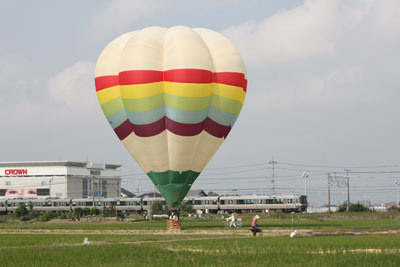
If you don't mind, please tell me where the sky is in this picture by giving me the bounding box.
[1,0,400,206]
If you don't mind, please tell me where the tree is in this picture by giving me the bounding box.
[151,200,165,215]
[73,207,84,218]
[14,203,28,217]
[180,201,193,214]
[338,201,371,212]
[90,208,100,216]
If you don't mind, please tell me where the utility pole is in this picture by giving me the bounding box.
[328,173,331,214]
[268,157,277,193]
[49,178,52,197]
[396,180,400,207]
[302,172,309,196]
[92,176,95,207]
[345,169,351,212]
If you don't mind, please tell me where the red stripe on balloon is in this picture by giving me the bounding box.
[114,119,134,140]
[164,69,212,83]
[95,75,119,92]
[132,117,166,137]
[115,117,231,140]
[204,117,231,139]
[213,72,247,92]
[119,70,163,85]
[95,70,247,92]
[165,117,204,136]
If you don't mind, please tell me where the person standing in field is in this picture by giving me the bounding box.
[251,215,262,236]
[228,213,237,228]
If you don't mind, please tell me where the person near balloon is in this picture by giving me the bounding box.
[170,212,179,221]
[228,213,237,228]
[251,215,262,236]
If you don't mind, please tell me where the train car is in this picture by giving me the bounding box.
[30,198,72,212]
[186,196,219,213]
[0,199,8,214]
[217,194,307,213]
[110,197,142,212]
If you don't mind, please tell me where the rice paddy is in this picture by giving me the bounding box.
[0,213,399,266]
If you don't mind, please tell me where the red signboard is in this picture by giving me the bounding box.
[4,169,28,175]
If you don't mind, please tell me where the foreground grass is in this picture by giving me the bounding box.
[0,234,399,267]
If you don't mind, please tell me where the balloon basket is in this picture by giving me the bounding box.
[167,219,181,230]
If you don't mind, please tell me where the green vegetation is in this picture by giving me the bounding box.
[0,212,399,266]
[0,233,399,266]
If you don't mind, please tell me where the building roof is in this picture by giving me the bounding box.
[139,192,162,198]
[0,161,121,170]
[186,189,207,197]
[121,188,135,198]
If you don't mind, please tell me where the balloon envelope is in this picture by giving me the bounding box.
[95,26,247,206]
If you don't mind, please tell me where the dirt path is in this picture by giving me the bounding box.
[0,228,399,237]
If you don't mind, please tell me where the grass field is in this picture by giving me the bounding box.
[1,213,399,266]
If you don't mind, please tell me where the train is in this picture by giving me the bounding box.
[0,194,307,214]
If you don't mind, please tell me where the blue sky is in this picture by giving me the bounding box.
[1,0,400,206]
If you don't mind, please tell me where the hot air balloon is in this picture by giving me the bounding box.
[94,26,247,207]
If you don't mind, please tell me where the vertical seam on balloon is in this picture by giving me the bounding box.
[161,32,172,206]
[185,31,215,186]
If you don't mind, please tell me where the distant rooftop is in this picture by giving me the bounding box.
[0,161,121,170]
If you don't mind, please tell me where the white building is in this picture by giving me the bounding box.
[0,161,121,199]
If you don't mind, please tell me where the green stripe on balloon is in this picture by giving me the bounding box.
[147,170,200,207]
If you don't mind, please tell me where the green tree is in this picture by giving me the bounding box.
[13,203,28,217]
[73,207,84,218]
[90,208,100,216]
[151,200,165,215]
[180,201,193,214]
[349,203,370,212]
[40,211,56,222]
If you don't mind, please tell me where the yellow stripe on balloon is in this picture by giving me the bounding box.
[164,82,213,98]
[96,85,121,105]
[213,84,246,104]
[120,82,164,99]
[97,81,245,104]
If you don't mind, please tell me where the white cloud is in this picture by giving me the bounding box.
[222,0,400,110]
[89,0,165,42]
[47,61,96,117]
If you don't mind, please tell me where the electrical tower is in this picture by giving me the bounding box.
[268,157,277,193]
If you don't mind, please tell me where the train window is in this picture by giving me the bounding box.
[268,199,277,204]
[236,200,244,204]
[143,201,147,205]
[194,200,201,205]
[257,199,262,204]
[204,200,209,205]
[135,201,140,206]
[228,200,234,205]
[245,199,254,204]
[212,200,217,205]
[287,199,293,204]
[300,196,307,204]
[220,200,225,204]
